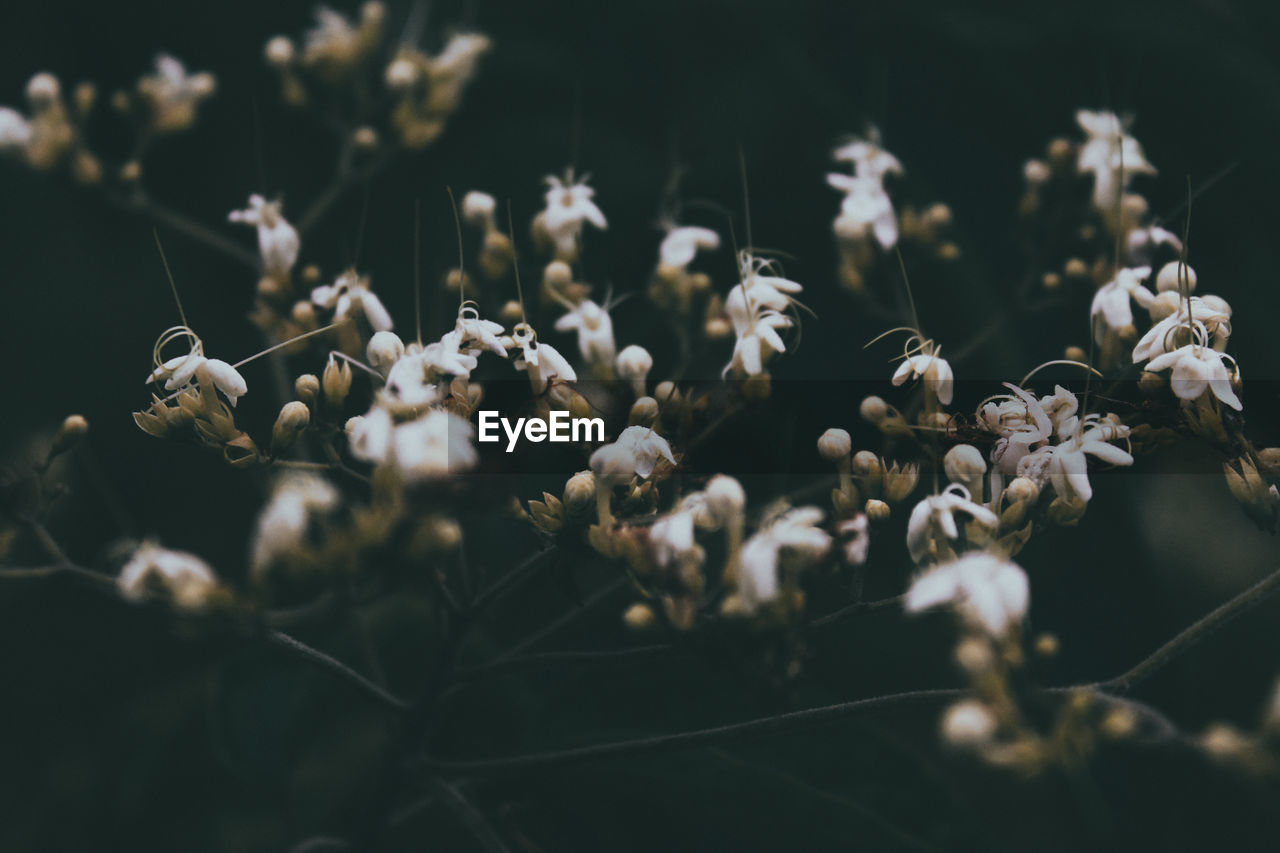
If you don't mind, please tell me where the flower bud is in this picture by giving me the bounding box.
[1155,260,1196,294]
[563,470,596,520]
[704,474,746,522]
[615,345,653,397]
[49,414,89,460]
[851,451,882,497]
[859,395,888,424]
[943,444,986,488]
[942,700,997,747]
[817,428,852,463]
[295,373,321,407]
[26,72,60,105]
[629,396,659,426]
[265,36,295,66]
[271,401,311,453]
[882,461,920,503]
[1147,290,1181,322]
[864,498,890,522]
[623,601,657,631]
[366,330,405,376]
[412,514,462,554]
[322,356,353,411]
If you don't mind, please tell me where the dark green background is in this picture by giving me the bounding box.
[3,1,1280,850]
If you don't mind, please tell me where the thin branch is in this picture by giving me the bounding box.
[809,594,906,629]
[298,148,396,235]
[428,779,511,853]
[265,629,410,712]
[421,687,966,775]
[109,189,259,269]
[0,562,113,587]
[453,643,674,682]
[467,546,556,614]
[1095,565,1280,694]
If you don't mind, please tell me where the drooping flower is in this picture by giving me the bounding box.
[1091,266,1153,345]
[311,270,393,332]
[905,551,1029,636]
[554,299,616,366]
[1075,110,1156,211]
[589,425,676,484]
[658,225,720,270]
[118,542,220,610]
[827,172,898,250]
[146,327,247,406]
[390,409,478,481]
[229,194,300,276]
[1145,345,1242,411]
[736,507,831,612]
[536,170,606,259]
[906,485,999,565]
[891,342,955,405]
[250,473,340,577]
[137,54,216,133]
[1045,415,1134,504]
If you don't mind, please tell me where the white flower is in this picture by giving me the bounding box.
[832,135,903,180]
[906,485,999,565]
[250,473,339,577]
[347,407,393,463]
[942,700,998,747]
[554,299,616,366]
[615,345,653,395]
[648,509,698,569]
[461,191,497,229]
[229,195,300,275]
[1076,110,1156,211]
[726,311,791,377]
[137,54,216,133]
[1132,297,1231,362]
[302,6,369,68]
[983,384,1051,477]
[312,270,393,332]
[421,330,480,378]
[737,507,831,612]
[1091,266,1153,344]
[659,225,720,269]
[1046,415,1134,503]
[147,331,247,406]
[1145,345,1242,411]
[905,552,1029,636]
[891,345,954,406]
[1126,225,1183,266]
[512,326,577,391]
[589,425,676,484]
[428,33,491,80]
[539,170,606,257]
[837,514,870,565]
[391,410,478,481]
[454,307,508,358]
[827,173,898,249]
[0,106,32,150]
[118,542,219,610]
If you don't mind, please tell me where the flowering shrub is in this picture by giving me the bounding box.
[3,3,1280,851]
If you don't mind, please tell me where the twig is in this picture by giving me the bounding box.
[428,779,511,853]
[109,189,259,269]
[452,643,674,682]
[467,546,555,614]
[1095,565,1280,694]
[265,629,410,712]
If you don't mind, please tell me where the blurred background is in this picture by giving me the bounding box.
[2,0,1280,850]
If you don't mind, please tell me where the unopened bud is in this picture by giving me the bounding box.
[265,36,295,66]
[295,374,321,407]
[271,401,311,452]
[1156,260,1196,294]
[623,602,657,631]
[366,330,404,376]
[563,470,596,519]
[322,356,353,410]
[817,428,852,463]
[629,396,659,426]
[49,414,89,459]
[864,498,890,522]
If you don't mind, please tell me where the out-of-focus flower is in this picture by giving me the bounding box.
[137,54,216,133]
[229,195,300,276]
[589,425,676,484]
[1076,109,1156,211]
[905,551,1029,636]
[118,542,220,610]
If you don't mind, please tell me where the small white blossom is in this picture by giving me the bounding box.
[311,270,393,332]
[891,343,955,406]
[538,170,606,258]
[905,552,1029,636]
[554,299,616,366]
[906,485,999,565]
[1145,345,1242,411]
[827,172,898,249]
[0,106,32,150]
[118,542,220,610]
[832,134,903,180]
[1046,415,1134,503]
[461,190,497,229]
[250,473,340,577]
[511,325,577,391]
[1076,110,1156,211]
[147,332,247,406]
[737,507,831,612]
[137,54,216,133]
[589,425,676,484]
[390,410,478,481]
[1132,297,1231,362]
[1091,266,1153,344]
[658,225,720,269]
[648,509,699,570]
[229,194,300,276]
